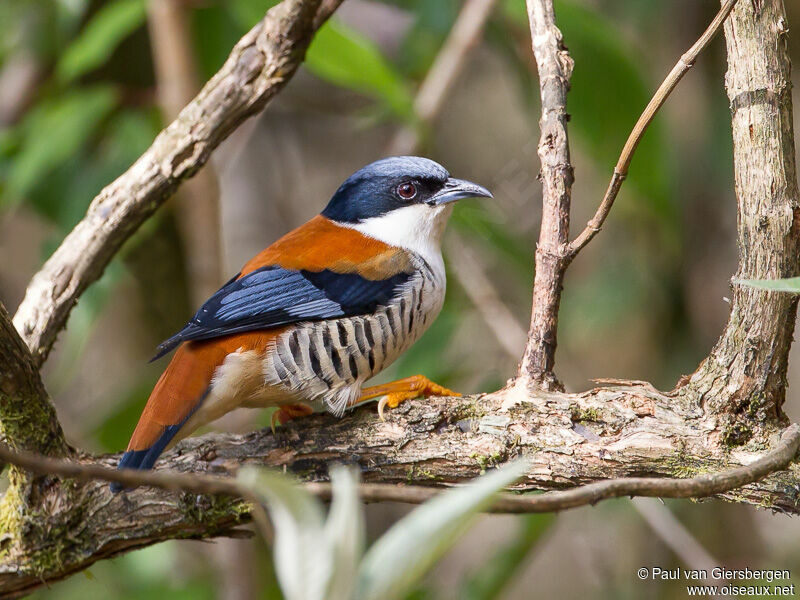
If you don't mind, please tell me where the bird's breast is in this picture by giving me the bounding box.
[262,259,445,415]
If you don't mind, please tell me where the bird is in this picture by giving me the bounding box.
[113,156,492,485]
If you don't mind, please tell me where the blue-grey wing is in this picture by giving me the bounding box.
[152,266,411,360]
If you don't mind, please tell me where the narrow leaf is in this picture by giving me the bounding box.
[354,460,529,600]
[56,0,146,83]
[238,467,331,600]
[323,466,366,600]
[736,277,800,293]
[305,20,414,120]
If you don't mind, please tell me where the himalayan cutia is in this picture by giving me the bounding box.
[113,156,492,489]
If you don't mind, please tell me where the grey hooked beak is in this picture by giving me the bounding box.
[429,177,493,206]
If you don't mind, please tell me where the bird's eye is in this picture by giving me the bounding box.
[396,182,417,200]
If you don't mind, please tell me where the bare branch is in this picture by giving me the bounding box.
[12,0,341,367]
[387,0,499,155]
[517,0,574,390]
[566,0,738,257]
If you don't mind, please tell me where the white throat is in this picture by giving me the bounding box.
[345,203,453,266]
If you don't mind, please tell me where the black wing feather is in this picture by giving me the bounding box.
[152,266,411,360]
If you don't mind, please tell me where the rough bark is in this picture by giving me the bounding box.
[518,0,575,390]
[0,301,66,457]
[12,0,337,367]
[681,0,799,440]
[2,387,800,597]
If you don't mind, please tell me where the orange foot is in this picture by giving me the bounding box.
[271,403,314,432]
[355,375,460,420]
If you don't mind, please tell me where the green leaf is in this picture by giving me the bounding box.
[238,467,329,600]
[56,0,146,84]
[323,466,365,600]
[227,4,414,119]
[227,0,281,30]
[305,20,414,120]
[354,460,529,600]
[736,277,800,293]
[3,86,117,202]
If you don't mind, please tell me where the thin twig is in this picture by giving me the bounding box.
[566,0,738,257]
[387,0,499,155]
[1,424,797,515]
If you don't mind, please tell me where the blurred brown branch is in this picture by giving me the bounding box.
[387,0,499,156]
[147,0,224,304]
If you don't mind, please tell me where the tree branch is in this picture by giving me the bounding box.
[566,0,738,258]
[387,0,499,156]
[517,0,741,390]
[1,390,799,596]
[12,0,341,367]
[517,0,574,391]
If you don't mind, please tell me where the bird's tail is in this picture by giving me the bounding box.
[112,342,217,492]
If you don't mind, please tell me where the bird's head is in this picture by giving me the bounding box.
[322,156,492,255]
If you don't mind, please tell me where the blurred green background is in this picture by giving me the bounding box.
[1,0,799,598]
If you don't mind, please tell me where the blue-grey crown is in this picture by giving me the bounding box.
[322,156,451,223]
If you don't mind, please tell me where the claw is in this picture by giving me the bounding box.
[353,375,460,419]
[378,396,389,422]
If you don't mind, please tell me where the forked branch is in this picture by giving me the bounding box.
[518,0,739,388]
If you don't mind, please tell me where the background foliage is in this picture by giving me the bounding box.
[1,0,799,598]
